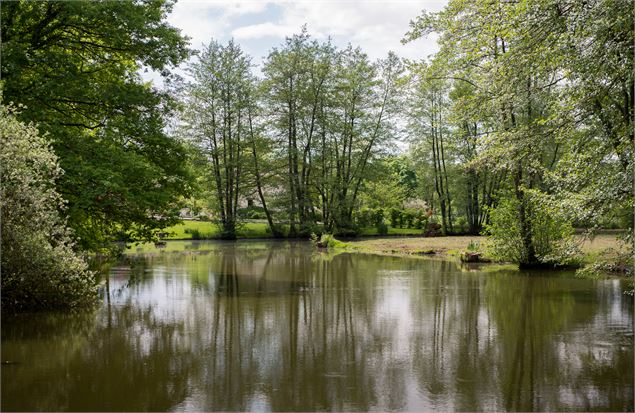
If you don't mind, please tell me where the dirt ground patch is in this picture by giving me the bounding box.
[347,234,626,260]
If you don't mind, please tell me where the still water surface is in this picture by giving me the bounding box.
[2,240,633,411]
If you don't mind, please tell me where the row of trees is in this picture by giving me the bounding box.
[180,32,403,238]
[403,0,633,266]
[177,33,528,240]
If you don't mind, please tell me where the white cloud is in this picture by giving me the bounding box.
[232,22,299,39]
[275,1,445,62]
[169,0,447,59]
[168,1,272,50]
[144,0,448,86]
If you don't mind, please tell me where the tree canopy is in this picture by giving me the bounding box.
[1,0,192,251]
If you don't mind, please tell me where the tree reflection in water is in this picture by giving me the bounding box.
[2,241,632,412]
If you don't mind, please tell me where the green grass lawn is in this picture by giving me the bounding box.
[163,220,276,239]
[360,227,425,236]
[162,221,425,240]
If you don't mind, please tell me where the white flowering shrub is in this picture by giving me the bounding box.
[1,104,97,310]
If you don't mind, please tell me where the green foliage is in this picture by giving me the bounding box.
[406,0,632,264]
[376,221,389,236]
[486,193,579,266]
[354,208,385,227]
[353,208,373,228]
[183,227,203,240]
[313,234,347,249]
[390,208,400,227]
[1,0,192,252]
[466,240,480,252]
[372,208,385,226]
[237,206,267,220]
[1,104,97,310]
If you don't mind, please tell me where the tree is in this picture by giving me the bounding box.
[1,103,96,310]
[261,30,336,235]
[181,40,259,239]
[405,0,581,265]
[407,65,454,234]
[261,31,403,235]
[447,81,504,235]
[328,49,403,233]
[1,0,192,251]
[544,0,633,238]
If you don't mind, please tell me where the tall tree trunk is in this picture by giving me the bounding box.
[438,112,453,233]
[287,80,297,236]
[515,161,537,266]
[247,108,281,237]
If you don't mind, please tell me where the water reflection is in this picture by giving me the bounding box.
[2,241,633,412]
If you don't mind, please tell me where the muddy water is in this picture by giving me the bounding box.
[2,240,632,411]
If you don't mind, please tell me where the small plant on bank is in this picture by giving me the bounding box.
[460,239,490,263]
[313,233,347,249]
[184,228,203,239]
[467,240,480,252]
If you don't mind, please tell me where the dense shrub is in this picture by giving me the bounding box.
[1,104,97,310]
[354,208,372,228]
[372,208,385,226]
[486,192,579,265]
[403,209,416,228]
[390,208,400,227]
[237,206,267,220]
[354,207,385,229]
[184,228,203,239]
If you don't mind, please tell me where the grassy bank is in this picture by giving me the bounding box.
[158,221,625,264]
[163,220,273,239]
[161,220,425,240]
[344,233,627,263]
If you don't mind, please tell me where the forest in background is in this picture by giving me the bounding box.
[1,0,632,309]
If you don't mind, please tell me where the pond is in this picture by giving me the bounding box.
[2,240,633,411]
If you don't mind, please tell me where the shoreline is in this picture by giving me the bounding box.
[130,233,626,269]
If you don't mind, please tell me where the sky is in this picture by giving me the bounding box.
[146,0,448,85]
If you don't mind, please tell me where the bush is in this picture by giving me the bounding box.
[184,228,203,239]
[485,191,579,265]
[413,210,428,229]
[376,221,388,235]
[313,233,347,249]
[372,208,385,226]
[390,208,400,227]
[1,104,97,311]
[352,207,386,231]
[404,209,416,228]
[237,206,267,220]
[354,207,373,228]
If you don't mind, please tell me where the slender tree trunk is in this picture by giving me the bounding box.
[247,108,281,237]
[438,113,453,233]
[287,80,297,236]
